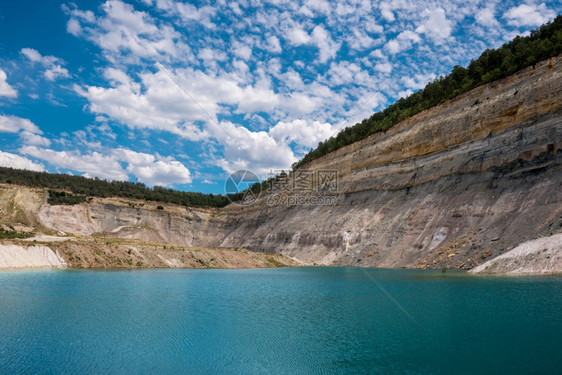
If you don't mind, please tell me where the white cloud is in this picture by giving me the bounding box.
[198,48,227,63]
[0,151,45,171]
[20,145,192,186]
[0,69,17,98]
[285,25,311,45]
[19,130,52,147]
[64,0,192,64]
[327,61,363,85]
[57,0,549,179]
[232,42,252,61]
[76,66,331,142]
[112,148,191,186]
[401,73,437,90]
[74,69,210,141]
[265,35,282,53]
[398,89,413,98]
[0,115,51,146]
[415,8,453,43]
[476,4,499,27]
[66,18,82,36]
[282,22,340,63]
[21,48,50,63]
[347,28,376,51]
[311,26,340,63]
[211,121,296,175]
[20,146,128,181]
[503,3,555,27]
[379,2,395,22]
[0,115,40,134]
[304,0,331,15]
[385,30,421,54]
[270,119,335,149]
[20,48,70,81]
[145,0,217,28]
[44,65,71,81]
[374,62,393,73]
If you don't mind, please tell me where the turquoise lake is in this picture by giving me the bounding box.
[0,267,561,374]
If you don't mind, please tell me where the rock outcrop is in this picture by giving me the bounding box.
[470,233,562,275]
[0,245,67,269]
[213,56,562,270]
[2,56,561,271]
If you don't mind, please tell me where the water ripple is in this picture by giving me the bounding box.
[0,268,561,374]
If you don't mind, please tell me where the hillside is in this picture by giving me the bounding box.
[1,54,561,273]
[0,186,301,269]
[293,15,562,170]
[3,17,561,208]
[211,55,562,272]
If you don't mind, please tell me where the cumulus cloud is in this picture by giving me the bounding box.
[56,0,557,180]
[415,8,454,43]
[327,61,364,86]
[401,73,437,90]
[374,62,393,73]
[503,3,555,27]
[476,4,499,27]
[75,65,337,145]
[379,2,395,22]
[385,30,421,54]
[74,68,210,141]
[64,0,191,64]
[19,130,52,147]
[285,24,311,46]
[20,146,128,181]
[143,0,217,28]
[311,26,340,63]
[265,35,282,53]
[20,48,70,81]
[211,121,296,175]
[20,145,192,186]
[0,69,17,98]
[72,62,347,175]
[0,114,51,146]
[232,42,252,61]
[112,148,191,186]
[0,151,45,171]
[270,119,335,149]
[0,115,39,134]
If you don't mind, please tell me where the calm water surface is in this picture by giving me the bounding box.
[0,267,561,374]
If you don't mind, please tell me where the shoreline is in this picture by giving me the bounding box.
[0,239,304,270]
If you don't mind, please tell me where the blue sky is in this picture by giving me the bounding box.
[0,0,559,194]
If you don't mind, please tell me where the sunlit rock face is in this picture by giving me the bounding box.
[34,56,562,270]
[214,56,562,270]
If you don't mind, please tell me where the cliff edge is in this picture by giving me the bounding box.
[1,56,561,272]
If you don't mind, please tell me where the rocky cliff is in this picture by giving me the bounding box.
[214,56,562,270]
[2,56,561,271]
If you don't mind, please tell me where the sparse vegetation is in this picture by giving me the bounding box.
[2,19,559,206]
[0,166,238,208]
[47,190,88,205]
[292,16,562,170]
[266,255,287,268]
[0,228,34,239]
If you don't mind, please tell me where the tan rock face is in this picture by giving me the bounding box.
[0,245,67,269]
[470,233,562,275]
[38,199,218,246]
[214,56,562,269]
[4,56,562,270]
